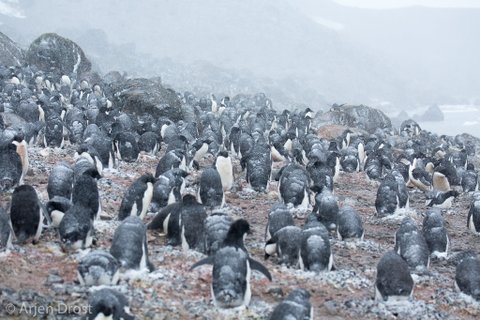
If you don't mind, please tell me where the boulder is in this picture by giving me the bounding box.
[315,104,392,134]
[413,105,444,122]
[26,33,91,76]
[0,32,25,67]
[111,78,183,122]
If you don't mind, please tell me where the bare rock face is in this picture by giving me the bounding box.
[315,104,392,134]
[0,32,25,67]
[110,78,183,122]
[26,33,92,76]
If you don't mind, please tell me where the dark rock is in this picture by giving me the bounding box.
[111,78,183,122]
[0,32,24,67]
[316,104,392,134]
[413,105,444,122]
[26,33,92,77]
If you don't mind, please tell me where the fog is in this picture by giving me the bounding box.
[1,0,479,113]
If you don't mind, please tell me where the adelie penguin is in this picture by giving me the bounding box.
[426,190,459,209]
[78,250,120,286]
[455,255,480,301]
[113,132,140,163]
[269,288,313,320]
[72,168,101,221]
[375,250,414,302]
[110,216,154,272]
[0,141,22,192]
[299,224,333,273]
[197,166,225,210]
[74,144,104,175]
[59,204,94,250]
[150,168,187,211]
[203,210,234,256]
[462,163,478,192]
[87,288,134,320]
[395,217,430,271]
[277,163,310,210]
[155,149,188,178]
[312,186,338,231]
[47,161,74,200]
[118,174,155,221]
[265,203,294,242]
[265,225,303,267]
[215,151,234,191]
[10,185,43,244]
[467,191,480,233]
[422,209,449,259]
[242,134,272,192]
[11,133,28,185]
[177,194,207,252]
[191,219,272,308]
[336,206,364,240]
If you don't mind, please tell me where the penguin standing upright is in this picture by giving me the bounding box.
[10,185,43,244]
[462,163,478,192]
[11,133,28,185]
[110,216,154,272]
[336,206,364,240]
[0,142,22,192]
[264,225,303,267]
[178,195,208,252]
[242,134,272,192]
[191,219,272,308]
[395,218,430,271]
[299,224,333,272]
[87,288,134,320]
[118,174,156,221]
[197,166,224,209]
[215,151,234,191]
[375,250,414,302]
[269,288,313,320]
[278,163,310,209]
[265,203,295,242]
[312,187,339,231]
[47,161,74,200]
[422,209,449,259]
[204,211,233,256]
[72,168,101,221]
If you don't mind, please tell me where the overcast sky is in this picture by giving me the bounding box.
[335,0,480,8]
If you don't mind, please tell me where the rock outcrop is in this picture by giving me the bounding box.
[0,32,24,67]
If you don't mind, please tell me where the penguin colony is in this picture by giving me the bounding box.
[0,67,480,319]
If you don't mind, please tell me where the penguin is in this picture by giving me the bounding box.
[375,250,414,302]
[265,225,303,267]
[118,174,155,221]
[72,168,101,221]
[242,134,272,192]
[455,256,480,301]
[87,288,134,320]
[147,201,182,238]
[197,166,225,210]
[58,204,94,250]
[277,163,310,209]
[113,132,139,163]
[269,288,313,320]
[47,161,74,200]
[74,144,104,175]
[392,170,409,210]
[395,218,430,271]
[84,134,116,170]
[43,115,64,148]
[265,203,295,242]
[340,146,359,173]
[299,225,333,272]
[0,207,13,251]
[432,171,452,192]
[138,131,160,156]
[155,149,188,178]
[11,133,28,185]
[467,192,480,233]
[78,250,120,286]
[10,185,43,244]
[312,187,338,231]
[178,194,207,252]
[426,190,459,209]
[0,142,22,192]
[215,151,234,191]
[73,157,97,180]
[462,163,478,192]
[150,168,187,211]
[46,196,72,228]
[422,209,449,259]
[204,210,234,256]
[190,137,213,165]
[191,219,272,308]
[228,126,242,157]
[336,206,364,240]
[375,173,399,217]
[110,216,154,272]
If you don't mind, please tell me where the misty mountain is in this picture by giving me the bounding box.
[0,0,477,110]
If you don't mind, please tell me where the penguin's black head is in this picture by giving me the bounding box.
[182,194,198,205]
[12,132,25,143]
[217,150,229,159]
[228,219,251,238]
[98,304,114,317]
[141,173,156,184]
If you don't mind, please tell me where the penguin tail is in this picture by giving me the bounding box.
[190,256,214,271]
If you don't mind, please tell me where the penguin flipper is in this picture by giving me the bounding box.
[190,256,215,271]
[249,257,272,281]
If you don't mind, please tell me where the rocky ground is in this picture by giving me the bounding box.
[1,142,480,320]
